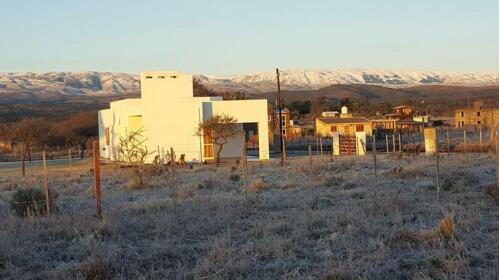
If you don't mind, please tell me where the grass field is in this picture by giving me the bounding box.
[0,154,498,279]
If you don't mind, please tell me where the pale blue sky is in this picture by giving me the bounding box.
[0,0,498,75]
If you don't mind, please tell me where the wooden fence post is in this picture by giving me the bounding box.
[479,125,483,145]
[319,137,323,155]
[170,147,177,210]
[68,148,72,172]
[435,140,440,201]
[42,151,50,216]
[463,130,467,155]
[385,134,389,154]
[373,135,378,181]
[447,129,450,153]
[392,134,396,153]
[308,144,316,208]
[495,128,498,189]
[21,143,26,177]
[241,139,248,204]
[398,134,402,152]
[282,137,287,164]
[93,141,102,219]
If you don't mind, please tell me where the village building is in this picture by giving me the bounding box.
[269,107,292,139]
[0,140,13,153]
[454,100,499,128]
[98,72,270,163]
[372,104,429,132]
[315,106,371,156]
[316,106,372,137]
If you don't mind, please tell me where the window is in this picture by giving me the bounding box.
[158,76,165,79]
[330,126,337,132]
[476,112,481,117]
[282,129,286,135]
[170,75,177,79]
[356,124,364,132]
[145,76,153,79]
[477,121,481,125]
[105,128,110,145]
[461,112,464,117]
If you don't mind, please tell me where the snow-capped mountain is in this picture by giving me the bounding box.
[1,69,499,100]
[0,72,140,97]
[200,69,499,92]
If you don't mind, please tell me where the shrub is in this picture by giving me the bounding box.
[439,215,455,239]
[324,175,344,187]
[81,256,111,280]
[176,185,196,200]
[198,178,217,189]
[229,174,240,182]
[484,185,499,204]
[9,188,56,217]
[251,180,264,191]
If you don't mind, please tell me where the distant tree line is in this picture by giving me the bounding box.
[0,111,98,160]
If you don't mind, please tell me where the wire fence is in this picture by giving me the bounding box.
[1,131,498,222]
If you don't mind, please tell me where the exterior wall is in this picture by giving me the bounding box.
[355,132,367,156]
[372,119,397,130]
[98,72,270,163]
[218,124,244,158]
[424,127,437,155]
[271,110,292,139]
[210,100,270,160]
[455,108,499,128]
[98,109,114,159]
[316,119,373,137]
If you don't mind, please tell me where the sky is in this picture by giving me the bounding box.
[0,0,498,75]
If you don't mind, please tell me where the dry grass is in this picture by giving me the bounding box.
[0,153,497,279]
[439,215,456,239]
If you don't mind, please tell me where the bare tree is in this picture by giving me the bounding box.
[114,128,153,187]
[12,118,50,161]
[197,114,239,166]
[55,111,97,159]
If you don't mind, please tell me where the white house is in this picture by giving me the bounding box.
[98,71,270,163]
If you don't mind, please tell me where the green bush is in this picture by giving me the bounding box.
[9,188,56,217]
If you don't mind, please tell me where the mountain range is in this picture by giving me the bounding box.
[1,69,499,103]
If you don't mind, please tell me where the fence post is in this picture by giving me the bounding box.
[170,147,177,210]
[282,137,287,164]
[398,134,402,152]
[68,148,72,172]
[447,129,450,153]
[241,139,248,204]
[436,140,440,201]
[479,125,483,145]
[93,141,102,219]
[308,144,316,208]
[21,143,26,176]
[495,128,498,189]
[385,134,389,154]
[463,130,467,154]
[392,134,396,153]
[42,151,50,216]
[319,137,323,155]
[372,134,379,202]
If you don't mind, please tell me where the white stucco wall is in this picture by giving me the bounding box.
[98,71,270,163]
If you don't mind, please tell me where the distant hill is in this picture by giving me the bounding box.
[1,70,498,122]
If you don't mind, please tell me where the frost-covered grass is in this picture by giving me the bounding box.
[0,154,498,279]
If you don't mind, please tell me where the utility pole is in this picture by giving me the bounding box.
[276,68,284,164]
